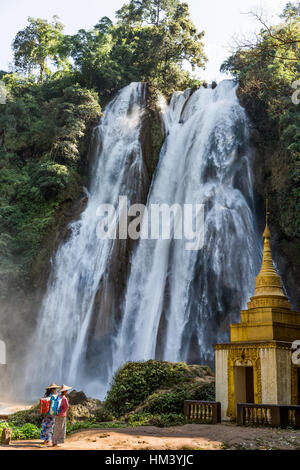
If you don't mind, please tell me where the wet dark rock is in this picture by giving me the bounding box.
[68,390,88,405]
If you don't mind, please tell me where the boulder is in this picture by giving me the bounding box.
[68,390,88,405]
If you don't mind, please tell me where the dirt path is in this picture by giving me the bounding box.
[1,423,300,450]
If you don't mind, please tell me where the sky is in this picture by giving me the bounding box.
[0,0,289,81]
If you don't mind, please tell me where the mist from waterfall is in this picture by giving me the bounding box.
[25,80,261,399]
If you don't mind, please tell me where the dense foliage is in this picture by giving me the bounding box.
[0,421,41,440]
[221,2,300,301]
[0,76,100,293]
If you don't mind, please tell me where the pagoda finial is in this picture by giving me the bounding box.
[263,198,271,239]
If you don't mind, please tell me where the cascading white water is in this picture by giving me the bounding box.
[111,80,261,376]
[26,83,148,398]
[26,80,261,399]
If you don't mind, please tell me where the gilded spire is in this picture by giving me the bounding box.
[253,202,287,299]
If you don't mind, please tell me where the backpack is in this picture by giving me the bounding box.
[48,394,62,416]
[40,397,51,414]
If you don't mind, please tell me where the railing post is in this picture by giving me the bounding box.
[270,406,281,427]
[279,407,289,429]
[216,402,221,423]
[236,404,244,425]
[211,402,221,424]
[295,408,300,428]
[184,401,189,421]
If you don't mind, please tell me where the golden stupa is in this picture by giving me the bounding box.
[215,207,300,420]
[231,212,300,343]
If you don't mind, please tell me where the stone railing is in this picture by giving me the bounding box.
[237,403,300,428]
[184,400,221,424]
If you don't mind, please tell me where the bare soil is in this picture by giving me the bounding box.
[1,423,300,450]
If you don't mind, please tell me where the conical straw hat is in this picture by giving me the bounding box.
[46,383,60,390]
[60,384,72,393]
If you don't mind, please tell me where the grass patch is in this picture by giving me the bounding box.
[127,412,185,427]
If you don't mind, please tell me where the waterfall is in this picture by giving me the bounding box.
[26,83,149,398]
[111,80,260,375]
[26,80,261,399]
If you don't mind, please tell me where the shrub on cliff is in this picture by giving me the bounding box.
[104,360,214,418]
[140,382,216,415]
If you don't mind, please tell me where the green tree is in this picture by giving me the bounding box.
[12,16,66,82]
[280,1,300,20]
[116,0,177,26]
[70,0,207,95]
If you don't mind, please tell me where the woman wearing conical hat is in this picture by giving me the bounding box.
[40,383,59,447]
[52,384,72,447]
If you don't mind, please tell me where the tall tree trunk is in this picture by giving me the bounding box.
[39,61,45,83]
[156,1,160,26]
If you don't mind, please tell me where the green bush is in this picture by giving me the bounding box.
[188,382,215,402]
[13,423,40,440]
[7,405,43,427]
[149,413,185,427]
[0,421,40,440]
[104,360,195,418]
[141,382,215,415]
[144,390,188,414]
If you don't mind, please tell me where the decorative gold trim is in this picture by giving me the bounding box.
[248,297,291,309]
[227,347,262,419]
[215,341,292,351]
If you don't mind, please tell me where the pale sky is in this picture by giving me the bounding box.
[0,0,289,81]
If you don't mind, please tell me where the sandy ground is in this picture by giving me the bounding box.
[1,423,300,450]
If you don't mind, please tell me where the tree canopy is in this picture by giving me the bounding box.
[10,1,206,96]
[116,0,179,26]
